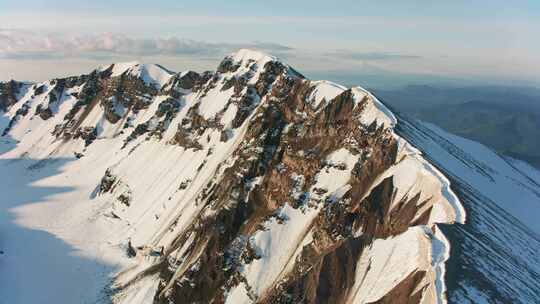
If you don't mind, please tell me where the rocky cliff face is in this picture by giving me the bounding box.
[0,80,25,112]
[1,50,466,303]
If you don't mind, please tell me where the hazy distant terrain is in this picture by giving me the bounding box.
[374,85,540,168]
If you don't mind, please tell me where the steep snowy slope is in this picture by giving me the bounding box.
[396,119,540,304]
[0,49,536,304]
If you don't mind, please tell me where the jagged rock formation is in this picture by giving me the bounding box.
[2,49,537,304]
[0,80,26,112]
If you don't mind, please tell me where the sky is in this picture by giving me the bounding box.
[1,1,539,88]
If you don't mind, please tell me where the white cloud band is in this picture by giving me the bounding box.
[0,29,292,60]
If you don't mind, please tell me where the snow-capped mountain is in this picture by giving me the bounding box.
[0,49,538,304]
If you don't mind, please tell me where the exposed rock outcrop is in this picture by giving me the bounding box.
[0,80,24,112]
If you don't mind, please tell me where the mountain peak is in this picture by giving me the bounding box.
[229,48,278,65]
[215,49,282,75]
[99,62,175,89]
[0,49,476,304]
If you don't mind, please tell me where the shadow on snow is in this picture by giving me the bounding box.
[0,152,115,304]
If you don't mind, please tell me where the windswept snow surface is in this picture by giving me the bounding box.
[402,121,540,234]
[397,118,540,303]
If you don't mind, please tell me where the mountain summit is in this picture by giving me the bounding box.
[0,50,538,304]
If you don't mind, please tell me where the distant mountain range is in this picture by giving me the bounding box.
[374,85,540,168]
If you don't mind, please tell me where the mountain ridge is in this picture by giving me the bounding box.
[1,49,538,304]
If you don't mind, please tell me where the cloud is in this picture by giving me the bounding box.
[326,50,421,61]
[0,29,293,60]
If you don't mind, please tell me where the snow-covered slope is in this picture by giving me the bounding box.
[0,49,537,304]
[396,119,540,304]
[99,62,175,89]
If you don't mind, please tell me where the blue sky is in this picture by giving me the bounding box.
[2,1,539,18]
[1,1,539,87]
